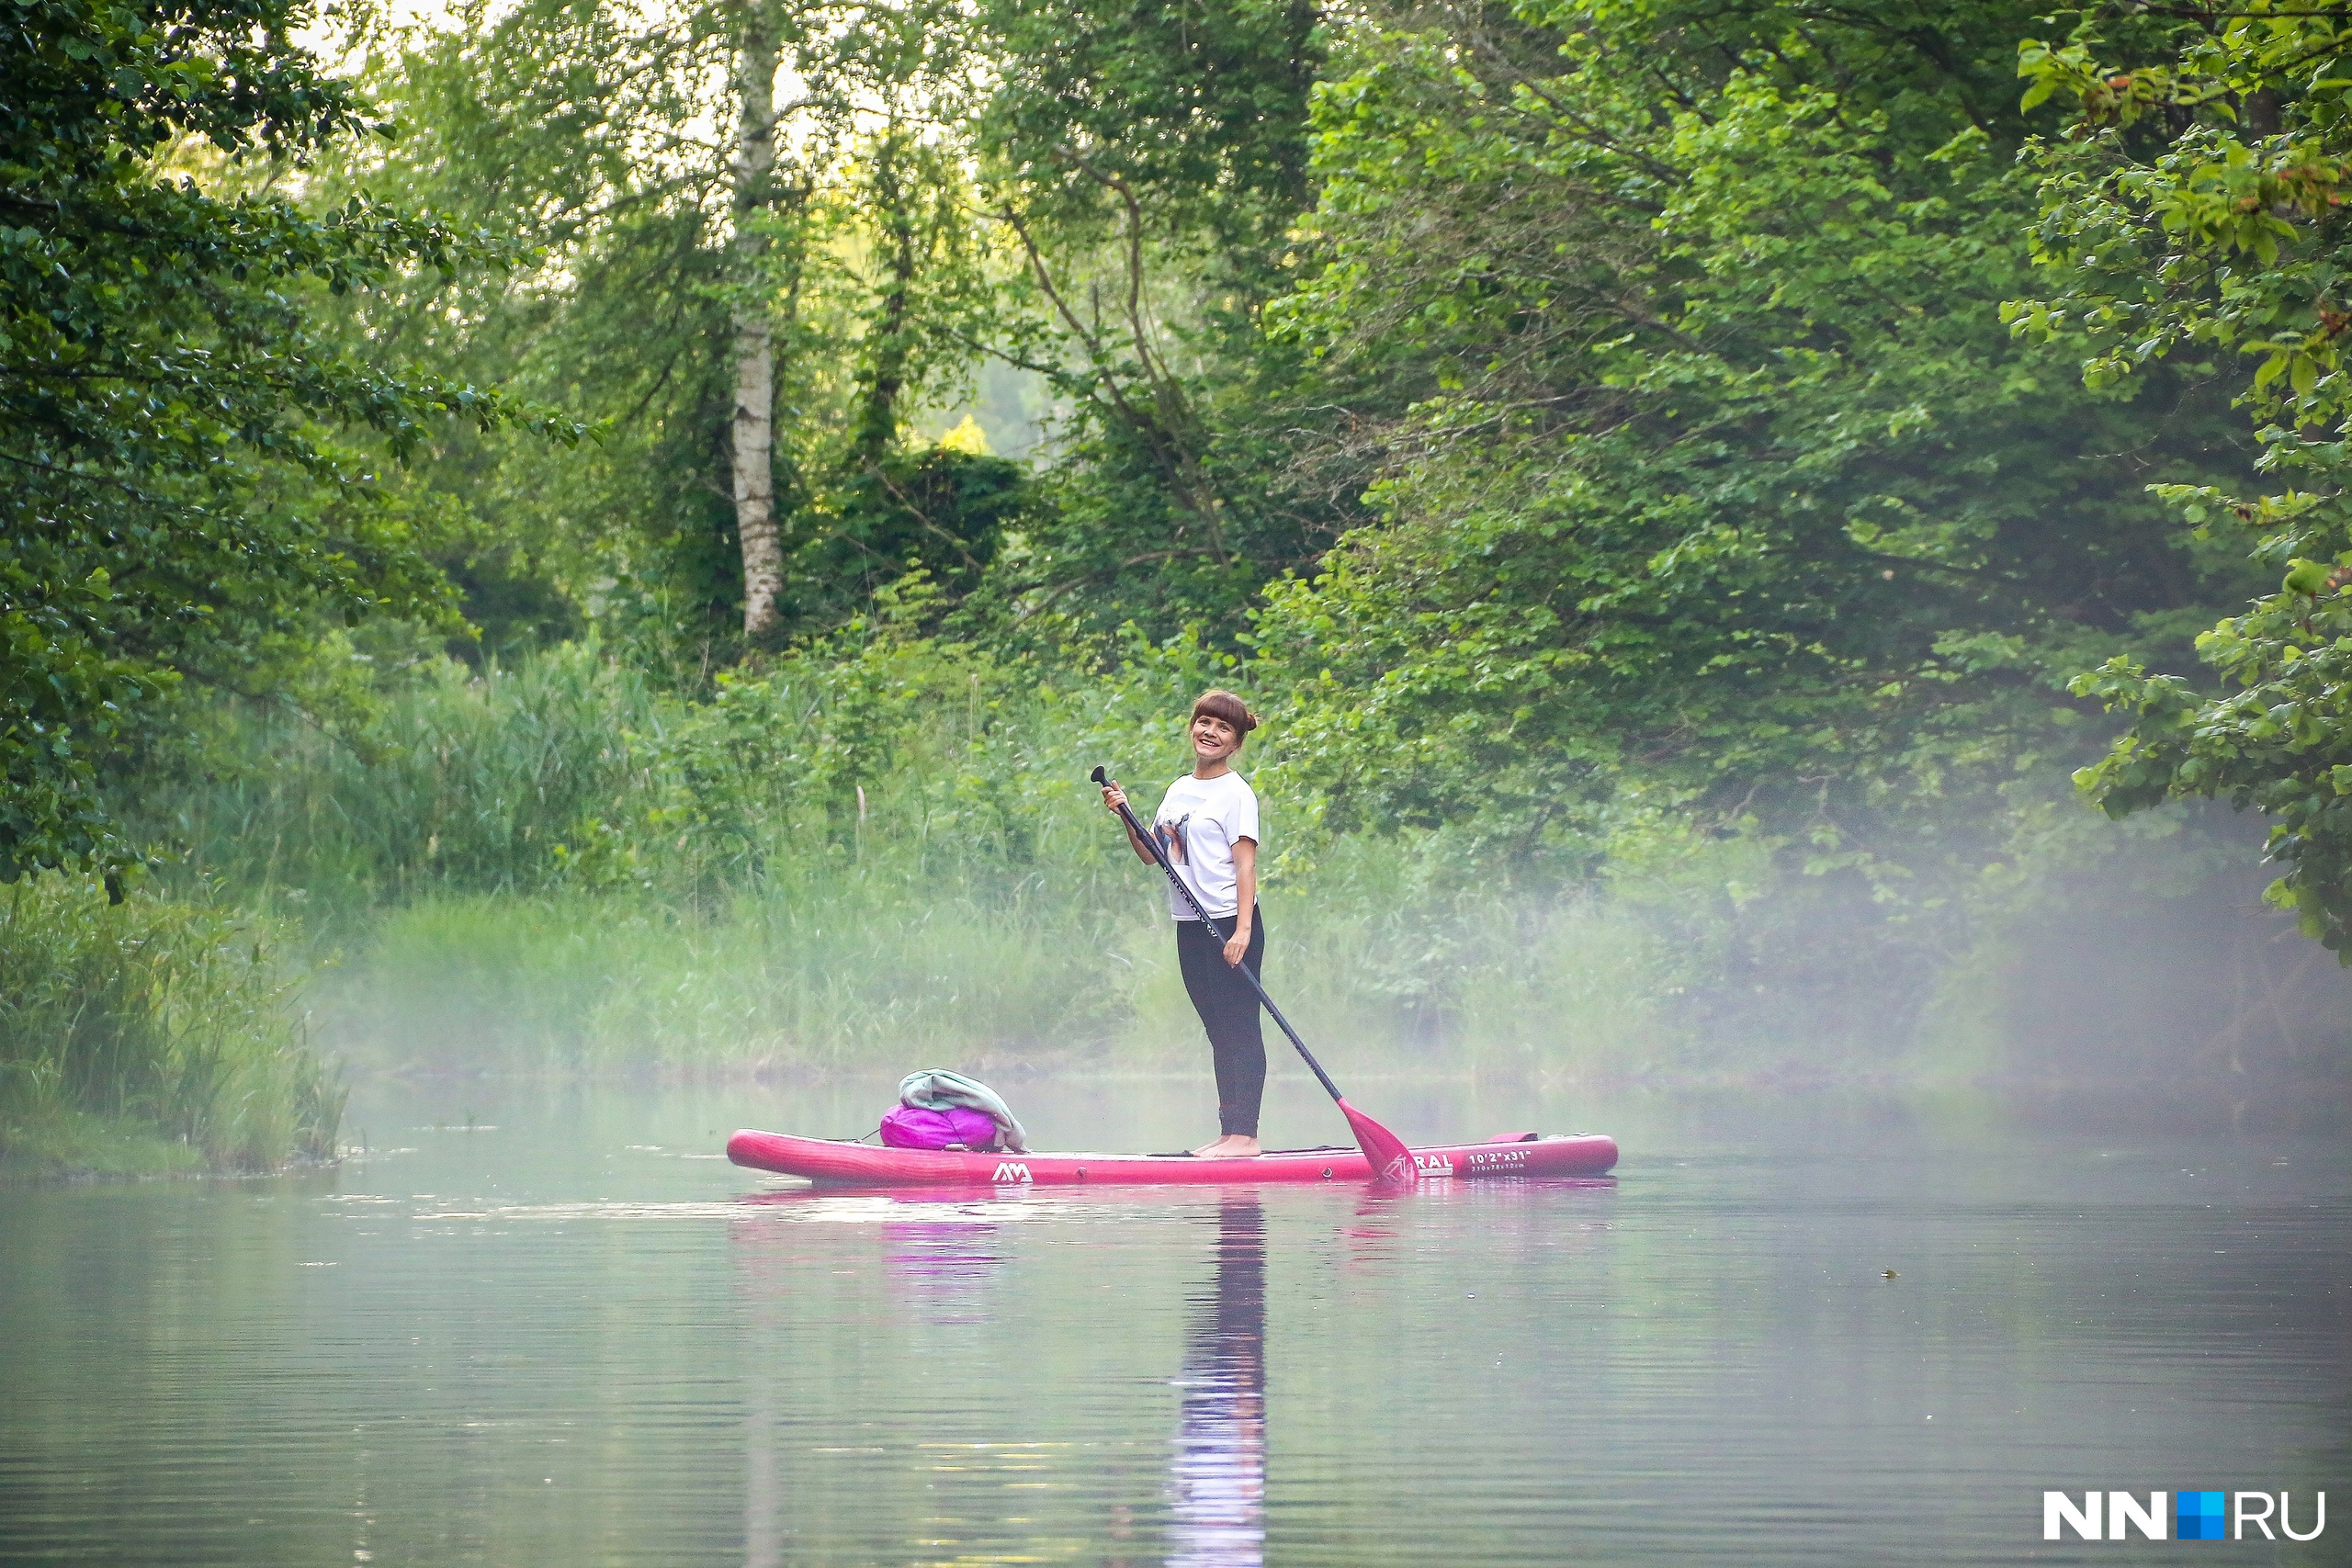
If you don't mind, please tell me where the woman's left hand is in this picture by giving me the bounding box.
[1223,928,1250,967]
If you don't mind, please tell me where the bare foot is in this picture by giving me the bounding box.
[1190,1134,1261,1158]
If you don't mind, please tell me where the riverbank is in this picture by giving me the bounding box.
[30,637,2339,1152]
[296,872,2352,1111]
[141,641,2345,1085]
[0,878,343,1179]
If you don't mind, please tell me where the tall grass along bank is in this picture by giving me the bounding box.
[0,877,343,1177]
[137,625,2352,1097]
[150,630,1702,1078]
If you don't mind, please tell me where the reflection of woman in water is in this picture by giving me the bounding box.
[1167,1195,1266,1566]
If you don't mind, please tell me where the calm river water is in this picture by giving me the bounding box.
[2,1079,2346,1566]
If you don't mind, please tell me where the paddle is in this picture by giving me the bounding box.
[1091,763,1418,1182]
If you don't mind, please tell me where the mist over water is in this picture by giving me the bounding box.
[300,829,2352,1117]
[3,1077,2345,1566]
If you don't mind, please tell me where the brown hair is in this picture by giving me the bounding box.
[1191,689,1259,739]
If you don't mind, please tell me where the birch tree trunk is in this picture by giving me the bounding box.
[729,2,784,641]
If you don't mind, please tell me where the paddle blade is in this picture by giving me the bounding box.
[1337,1097,1417,1183]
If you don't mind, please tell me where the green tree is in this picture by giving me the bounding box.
[1250,0,2255,859]
[334,0,1021,660]
[0,0,550,883]
[969,0,1332,641]
[324,0,808,666]
[2017,2,2352,956]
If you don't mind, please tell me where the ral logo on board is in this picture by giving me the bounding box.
[2041,1491,2325,1542]
[990,1161,1032,1184]
[1412,1153,1454,1176]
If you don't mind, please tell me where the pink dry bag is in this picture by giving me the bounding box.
[878,1104,1002,1151]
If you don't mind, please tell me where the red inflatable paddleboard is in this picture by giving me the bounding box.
[726,1128,1618,1186]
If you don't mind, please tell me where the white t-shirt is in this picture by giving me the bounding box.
[1152,771,1260,921]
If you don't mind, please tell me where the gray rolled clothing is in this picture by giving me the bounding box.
[897,1069,1028,1153]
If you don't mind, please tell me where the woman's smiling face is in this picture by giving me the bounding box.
[1191,711,1240,763]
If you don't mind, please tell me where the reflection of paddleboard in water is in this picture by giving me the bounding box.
[1167,1196,1265,1567]
[883,1218,1003,1327]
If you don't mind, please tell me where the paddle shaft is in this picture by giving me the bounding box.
[1091,767,1345,1104]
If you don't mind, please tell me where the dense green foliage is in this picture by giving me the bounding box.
[277,0,2279,874]
[0,0,560,886]
[150,626,1686,1072]
[0,875,341,1171]
[1250,0,2257,856]
[966,0,1333,639]
[2015,3,2352,957]
[6,0,2349,1127]
[316,0,1033,662]
[145,627,2333,1085]
[0,0,549,1164]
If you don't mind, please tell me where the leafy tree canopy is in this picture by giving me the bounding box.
[1249,0,2257,865]
[2017,0,2352,957]
[1,0,558,882]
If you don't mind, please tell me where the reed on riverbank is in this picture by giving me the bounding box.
[307,869,1686,1079]
[122,617,2352,1093]
[0,877,344,1176]
[141,620,1710,1077]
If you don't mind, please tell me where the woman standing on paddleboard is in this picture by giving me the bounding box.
[1101,691,1266,1158]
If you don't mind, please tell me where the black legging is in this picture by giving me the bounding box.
[1175,908,1267,1137]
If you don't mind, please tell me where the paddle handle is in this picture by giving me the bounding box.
[1091,765,1344,1105]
